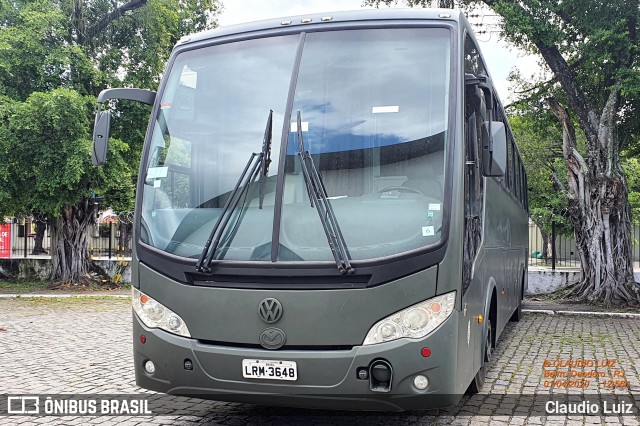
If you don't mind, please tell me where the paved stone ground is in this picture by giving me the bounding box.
[0,298,639,425]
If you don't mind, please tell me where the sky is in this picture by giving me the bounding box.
[216,0,542,104]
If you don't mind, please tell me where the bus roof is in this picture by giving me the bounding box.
[179,8,465,46]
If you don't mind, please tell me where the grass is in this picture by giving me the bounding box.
[20,295,130,305]
[0,279,50,293]
[0,296,130,312]
[0,278,130,294]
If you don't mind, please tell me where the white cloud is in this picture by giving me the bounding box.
[477,35,544,105]
[218,0,374,26]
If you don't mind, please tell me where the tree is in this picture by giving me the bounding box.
[509,114,572,260]
[365,0,640,306]
[5,89,134,282]
[0,0,221,283]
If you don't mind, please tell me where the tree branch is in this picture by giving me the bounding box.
[599,87,620,177]
[482,0,600,149]
[85,0,148,41]
[546,97,577,157]
[548,165,568,196]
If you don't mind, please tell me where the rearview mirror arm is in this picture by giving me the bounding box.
[97,88,156,105]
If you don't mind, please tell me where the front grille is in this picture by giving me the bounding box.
[197,339,354,351]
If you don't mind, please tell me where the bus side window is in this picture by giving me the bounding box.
[505,128,513,191]
[464,87,483,218]
[514,151,521,203]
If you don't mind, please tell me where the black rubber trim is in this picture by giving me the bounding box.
[196,339,353,351]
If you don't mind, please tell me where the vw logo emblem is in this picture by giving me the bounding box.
[259,328,286,350]
[258,298,283,323]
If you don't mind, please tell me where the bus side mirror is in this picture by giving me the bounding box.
[91,88,156,166]
[481,121,506,177]
[92,108,111,166]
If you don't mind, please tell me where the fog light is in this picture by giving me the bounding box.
[144,360,156,374]
[414,375,429,390]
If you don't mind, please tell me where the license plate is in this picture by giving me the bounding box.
[242,359,298,381]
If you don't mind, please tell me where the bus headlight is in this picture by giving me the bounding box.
[363,291,456,345]
[132,288,191,337]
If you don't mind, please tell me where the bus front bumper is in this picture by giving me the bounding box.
[133,313,462,411]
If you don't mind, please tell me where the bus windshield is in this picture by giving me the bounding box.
[140,27,451,263]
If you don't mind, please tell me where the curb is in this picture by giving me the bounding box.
[524,308,640,319]
[0,294,130,299]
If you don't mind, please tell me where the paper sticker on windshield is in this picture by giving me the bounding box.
[290,121,309,132]
[153,179,161,188]
[422,226,435,237]
[428,203,441,211]
[372,105,399,114]
[147,167,168,179]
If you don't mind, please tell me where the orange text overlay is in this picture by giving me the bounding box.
[542,359,630,389]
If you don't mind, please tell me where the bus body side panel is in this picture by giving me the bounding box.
[458,259,487,390]
[482,178,527,340]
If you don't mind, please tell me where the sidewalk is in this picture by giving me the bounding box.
[0,284,131,297]
[523,298,640,318]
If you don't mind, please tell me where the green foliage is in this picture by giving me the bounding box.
[3,89,133,216]
[623,158,640,223]
[0,0,216,281]
[84,0,222,173]
[509,114,572,235]
[0,95,16,215]
[0,1,101,100]
[0,0,222,219]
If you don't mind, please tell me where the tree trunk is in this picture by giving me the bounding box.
[49,200,98,283]
[548,96,640,307]
[31,215,48,255]
[569,177,638,306]
[540,230,550,262]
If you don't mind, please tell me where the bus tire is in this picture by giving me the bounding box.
[468,319,492,393]
[510,281,523,322]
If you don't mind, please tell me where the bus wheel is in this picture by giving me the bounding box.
[468,319,492,393]
[510,284,523,322]
[484,319,493,363]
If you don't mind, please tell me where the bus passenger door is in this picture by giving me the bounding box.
[460,33,490,387]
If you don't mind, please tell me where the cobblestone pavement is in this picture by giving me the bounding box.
[0,298,639,425]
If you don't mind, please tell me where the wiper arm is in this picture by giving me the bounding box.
[295,111,354,275]
[196,110,273,272]
[258,109,273,209]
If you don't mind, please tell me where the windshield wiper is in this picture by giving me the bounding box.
[258,110,273,208]
[295,111,354,275]
[196,110,273,272]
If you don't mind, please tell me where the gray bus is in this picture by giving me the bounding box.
[93,9,529,411]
